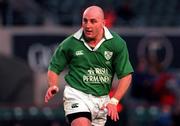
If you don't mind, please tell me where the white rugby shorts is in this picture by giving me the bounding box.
[63,85,110,126]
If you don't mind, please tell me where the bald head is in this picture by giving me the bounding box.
[82,6,105,42]
[83,6,104,20]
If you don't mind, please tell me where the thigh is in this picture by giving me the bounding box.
[63,85,90,116]
[67,112,91,126]
[71,117,91,126]
[63,86,109,126]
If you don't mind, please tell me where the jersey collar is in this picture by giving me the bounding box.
[73,27,113,51]
[73,26,113,40]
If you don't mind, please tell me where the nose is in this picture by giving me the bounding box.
[84,21,92,28]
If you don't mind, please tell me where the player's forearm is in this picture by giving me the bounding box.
[47,70,59,87]
[45,70,59,102]
[112,74,132,102]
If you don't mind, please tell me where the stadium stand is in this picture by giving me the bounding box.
[0,0,180,27]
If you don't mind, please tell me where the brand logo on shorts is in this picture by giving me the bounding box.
[104,51,113,60]
[71,103,79,108]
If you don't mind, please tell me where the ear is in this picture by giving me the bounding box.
[102,20,105,26]
[103,19,106,27]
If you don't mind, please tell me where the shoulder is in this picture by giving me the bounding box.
[108,31,127,49]
[61,35,76,45]
[111,31,126,43]
[58,35,80,48]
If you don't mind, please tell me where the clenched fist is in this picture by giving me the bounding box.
[45,85,59,103]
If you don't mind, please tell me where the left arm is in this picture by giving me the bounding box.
[105,36,133,121]
[106,74,132,121]
[113,74,132,101]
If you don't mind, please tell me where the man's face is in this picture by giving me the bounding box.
[82,10,104,41]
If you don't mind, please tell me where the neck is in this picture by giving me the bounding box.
[88,41,99,48]
[86,29,104,48]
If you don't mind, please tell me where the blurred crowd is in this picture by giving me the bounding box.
[130,57,180,126]
[0,0,180,27]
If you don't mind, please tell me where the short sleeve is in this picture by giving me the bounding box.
[113,40,134,79]
[48,43,68,74]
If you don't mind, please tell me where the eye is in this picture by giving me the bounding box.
[83,18,88,23]
[91,19,97,24]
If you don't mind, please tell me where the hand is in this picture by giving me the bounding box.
[106,103,119,121]
[44,85,59,103]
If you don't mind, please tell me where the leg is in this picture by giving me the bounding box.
[64,86,93,125]
[67,112,92,126]
[71,117,91,126]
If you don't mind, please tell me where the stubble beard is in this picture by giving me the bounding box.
[83,32,95,43]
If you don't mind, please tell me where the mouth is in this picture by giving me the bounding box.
[84,29,93,35]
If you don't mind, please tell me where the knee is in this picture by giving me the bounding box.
[71,117,91,126]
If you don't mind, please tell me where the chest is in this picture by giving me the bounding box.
[69,43,114,66]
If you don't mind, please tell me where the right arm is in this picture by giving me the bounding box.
[44,70,60,103]
[44,37,72,103]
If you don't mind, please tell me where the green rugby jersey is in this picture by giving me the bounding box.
[48,27,134,96]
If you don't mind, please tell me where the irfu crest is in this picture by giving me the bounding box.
[104,51,113,60]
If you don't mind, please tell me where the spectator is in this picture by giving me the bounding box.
[115,0,135,25]
[131,57,176,105]
[104,8,117,28]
